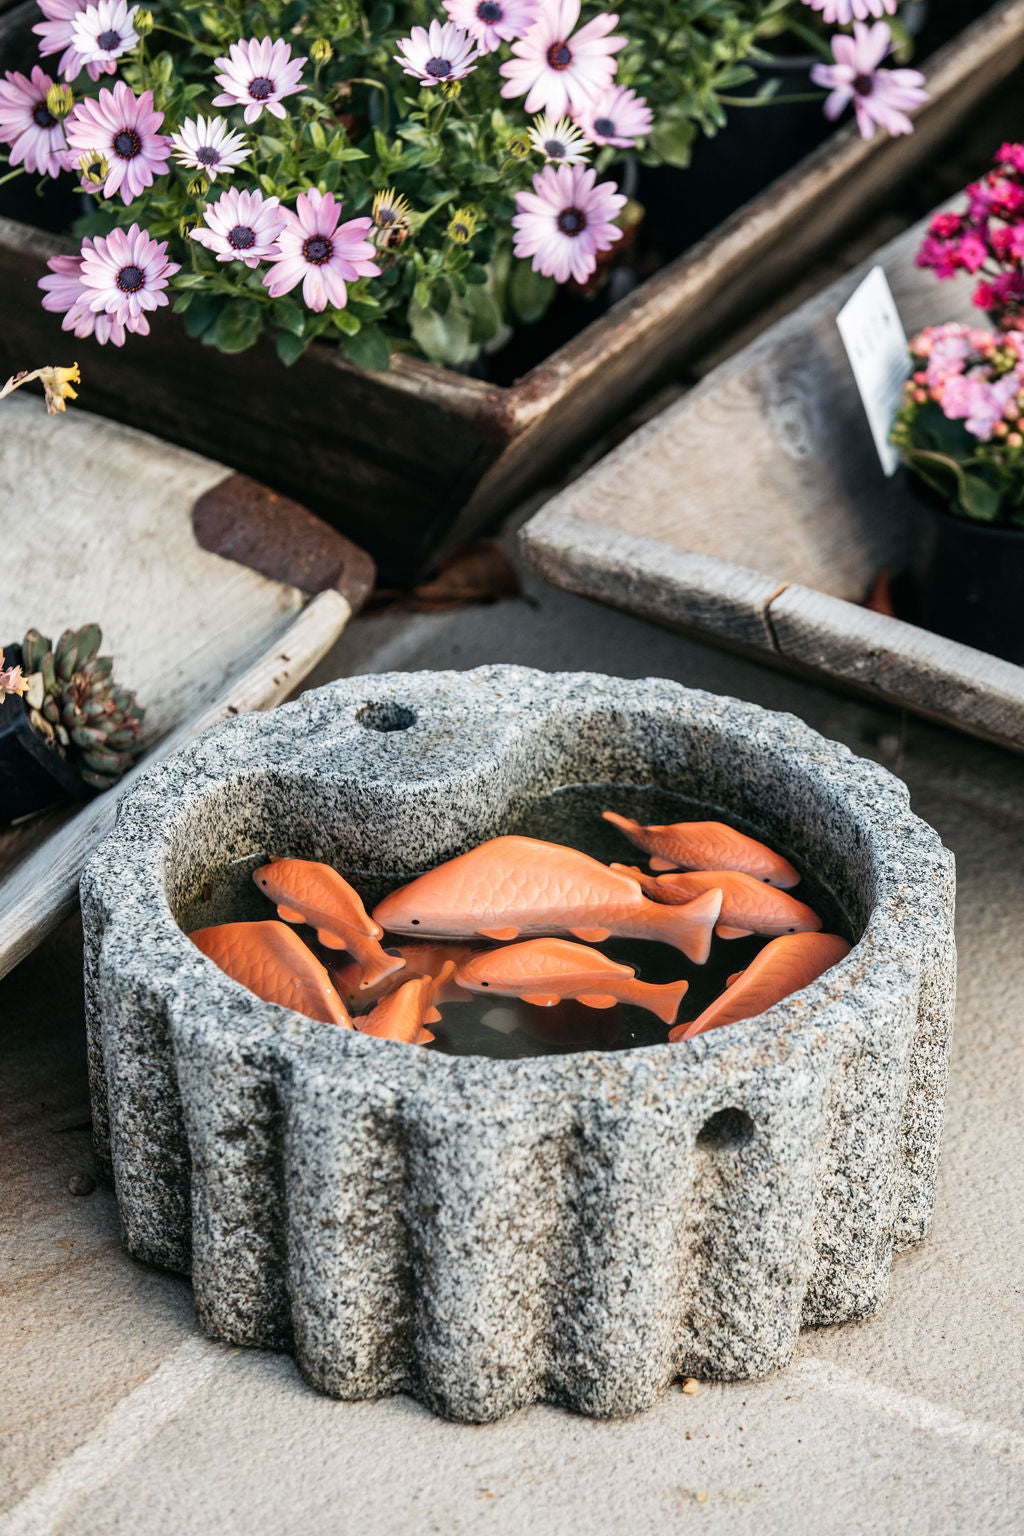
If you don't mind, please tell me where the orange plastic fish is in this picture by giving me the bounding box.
[602,811,800,888]
[253,858,405,990]
[612,865,822,940]
[355,961,457,1045]
[669,932,851,1041]
[332,942,476,1008]
[190,920,353,1028]
[457,938,689,1024]
[372,836,723,964]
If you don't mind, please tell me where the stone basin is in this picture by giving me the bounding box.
[81,666,956,1422]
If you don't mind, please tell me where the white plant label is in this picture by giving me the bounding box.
[836,265,907,478]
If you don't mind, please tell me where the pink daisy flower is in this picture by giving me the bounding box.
[0,67,71,178]
[800,0,897,21]
[191,186,286,267]
[263,188,380,312]
[394,21,479,86]
[32,0,118,84]
[442,0,538,54]
[500,0,626,118]
[576,84,652,147]
[38,243,146,345]
[810,22,928,140]
[170,114,249,181]
[512,161,625,285]
[70,0,139,68]
[212,37,306,124]
[65,81,171,202]
[78,222,179,326]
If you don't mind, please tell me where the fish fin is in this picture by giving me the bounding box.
[416,1027,435,1045]
[648,857,677,872]
[668,1019,704,1042]
[477,926,519,941]
[576,993,618,1010]
[276,904,307,925]
[726,971,744,988]
[424,1005,442,1025]
[316,929,349,950]
[716,925,753,940]
[523,993,561,1008]
[644,980,690,1026]
[569,927,610,943]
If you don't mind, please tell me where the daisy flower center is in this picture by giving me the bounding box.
[113,128,141,160]
[32,102,57,129]
[303,235,333,265]
[97,28,122,48]
[116,263,145,293]
[593,117,616,136]
[248,75,274,100]
[544,138,568,158]
[477,0,503,17]
[547,41,573,70]
[557,206,586,236]
[196,145,220,166]
[228,224,256,249]
[852,73,875,96]
[425,55,452,77]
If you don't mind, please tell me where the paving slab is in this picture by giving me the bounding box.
[2,569,1023,1535]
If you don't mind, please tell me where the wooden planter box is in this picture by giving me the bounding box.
[2,0,1023,582]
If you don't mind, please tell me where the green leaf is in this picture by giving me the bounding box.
[340,325,392,371]
[276,330,308,366]
[331,308,361,335]
[211,304,264,354]
[649,114,696,168]
[509,259,555,326]
[960,473,1002,522]
[272,298,305,337]
[182,293,225,338]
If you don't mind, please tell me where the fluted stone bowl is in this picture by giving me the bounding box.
[81,666,956,1422]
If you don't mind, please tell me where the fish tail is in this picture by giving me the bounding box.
[634,977,690,1026]
[602,810,646,848]
[355,946,406,990]
[638,888,723,965]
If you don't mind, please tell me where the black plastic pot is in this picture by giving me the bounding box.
[907,481,1024,663]
[0,644,91,825]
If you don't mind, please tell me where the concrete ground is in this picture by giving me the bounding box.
[3,565,1023,1536]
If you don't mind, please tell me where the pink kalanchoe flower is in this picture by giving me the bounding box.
[0,652,29,701]
[0,66,71,177]
[191,187,286,268]
[443,0,538,53]
[38,243,144,344]
[394,21,479,86]
[263,189,380,312]
[998,142,1024,174]
[800,0,896,22]
[65,81,171,202]
[810,22,928,141]
[170,115,250,181]
[512,161,625,285]
[576,83,652,147]
[212,37,306,124]
[78,222,179,326]
[70,0,139,68]
[500,0,626,118]
[33,0,117,83]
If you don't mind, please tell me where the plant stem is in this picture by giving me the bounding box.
[718,91,827,107]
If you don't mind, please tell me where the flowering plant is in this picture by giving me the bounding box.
[890,323,1024,525]
[916,143,1024,334]
[2,0,926,370]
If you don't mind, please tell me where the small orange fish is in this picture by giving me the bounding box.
[668,932,851,1041]
[253,858,405,990]
[356,961,457,1045]
[612,866,822,940]
[332,942,476,1008]
[191,920,352,1028]
[602,811,800,888]
[457,938,689,1024]
[372,836,722,964]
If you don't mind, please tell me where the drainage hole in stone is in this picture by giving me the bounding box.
[357,701,417,733]
[696,1107,755,1152]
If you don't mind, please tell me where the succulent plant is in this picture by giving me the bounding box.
[20,625,145,791]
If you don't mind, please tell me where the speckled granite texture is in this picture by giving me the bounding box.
[81,667,956,1422]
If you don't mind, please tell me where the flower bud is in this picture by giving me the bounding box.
[134,8,154,35]
[505,131,531,159]
[187,174,209,197]
[440,78,462,100]
[45,82,74,120]
[310,36,333,63]
[79,151,109,188]
[447,208,475,244]
[179,214,200,238]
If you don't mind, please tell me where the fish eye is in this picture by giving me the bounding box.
[411,919,420,925]
[260,879,268,886]
[788,927,795,933]
[480,981,489,987]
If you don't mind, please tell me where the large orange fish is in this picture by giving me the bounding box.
[253,858,405,990]
[190,920,353,1028]
[372,836,723,965]
[669,932,851,1041]
[456,938,690,1024]
[332,942,476,1009]
[355,961,457,1045]
[602,811,800,888]
[612,865,822,940]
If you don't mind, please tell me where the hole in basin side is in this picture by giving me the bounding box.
[357,702,417,733]
[696,1106,755,1152]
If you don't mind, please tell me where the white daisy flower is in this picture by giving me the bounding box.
[70,0,139,67]
[170,114,250,181]
[528,111,590,164]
